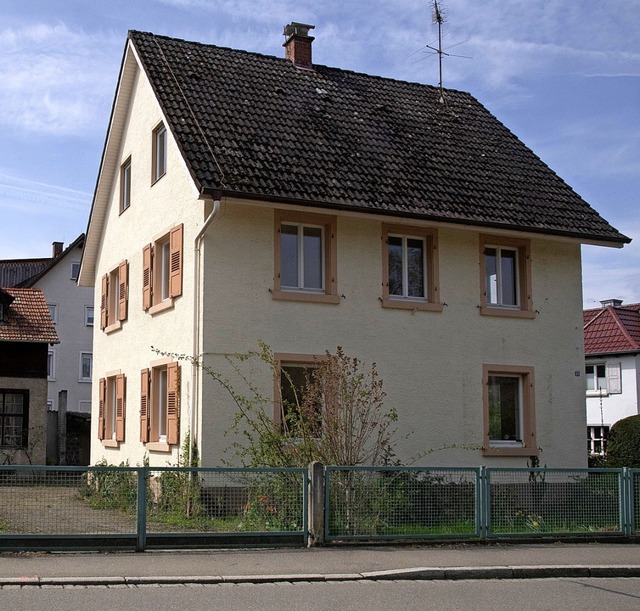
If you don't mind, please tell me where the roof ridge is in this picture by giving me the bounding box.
[584,307,607,330]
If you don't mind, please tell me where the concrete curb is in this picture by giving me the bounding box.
[2,565,640,587]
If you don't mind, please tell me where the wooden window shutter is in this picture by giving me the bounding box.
[166,362,180,445]
[115,373,126,442]
[142,244,152,310]
[118,260,128,322]
[100,274,108,329]
[98,378,106,440]
[140,368,150,443]
[169,224,183,298]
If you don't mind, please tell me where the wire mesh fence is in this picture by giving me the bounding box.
[0,465,307,549]
[1,465,639,550]
[144,467,306,535]
[487,468,623,536]
[325,467,480,540]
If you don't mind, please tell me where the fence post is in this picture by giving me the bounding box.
[479,466,488,539]
[308,461,325,546]
[136,466,147,552]
[622,467,632,538]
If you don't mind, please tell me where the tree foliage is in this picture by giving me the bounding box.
[606,415,640,468]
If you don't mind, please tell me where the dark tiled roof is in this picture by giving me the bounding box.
[584,303,640,355]
[129,31,628,244]
[0,259,51,288]
[0,288,59,344]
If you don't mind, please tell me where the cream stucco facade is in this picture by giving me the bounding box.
[83,40,591,470]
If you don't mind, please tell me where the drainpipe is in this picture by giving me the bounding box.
[190,191,223,466]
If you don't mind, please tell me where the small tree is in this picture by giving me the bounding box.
[606,415,640,468]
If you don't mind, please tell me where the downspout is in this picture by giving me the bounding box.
[190,191,222,466]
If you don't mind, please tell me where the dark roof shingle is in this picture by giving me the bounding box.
[0,288,59,344]
[129,30,628,245]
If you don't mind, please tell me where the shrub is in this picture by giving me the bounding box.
[606,415,640,468]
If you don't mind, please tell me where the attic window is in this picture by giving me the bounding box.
[152,123,167,183]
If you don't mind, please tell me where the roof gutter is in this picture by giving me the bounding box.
[190,190,223,465]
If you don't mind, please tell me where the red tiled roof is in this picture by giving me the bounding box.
[584,303,640,355]
[0,287,59,344]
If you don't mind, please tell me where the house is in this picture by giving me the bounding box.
[18,236,94,463]
[0,287,59,464]
[0,237,94,464]
[584,299,640,455]
[78,24,628,469]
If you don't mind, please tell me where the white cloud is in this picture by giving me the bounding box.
[0,23,121,136]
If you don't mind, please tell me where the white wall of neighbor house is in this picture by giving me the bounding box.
[197,200,588,468]
[586,354,640,427]
[89,61,203,467]
[34,243,94,415]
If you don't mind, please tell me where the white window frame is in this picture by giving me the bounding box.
[387,233,427,300]
[47,349,56,381]
[280,222,325,293]
[79,352,93,382]
[120,157,131,213]
[586,361,622,396]
[484,245,519,308]
[47,303,58,324]
[85,305,94,327]
[587,425,609,456]
[153,123,167,182]
[70,262,80,281]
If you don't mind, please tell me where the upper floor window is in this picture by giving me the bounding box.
[120,157,131,213]
[100,260,128,332]
[70,262,80,281]
[586,362,621,395]
[152,123,167,182]
[479,235,533,318]
[47,349,56,381]
[273,210,338,304]
[142,224,183,314]
[47,303,58,324]
[79,352,92,382]
[381,224,442,312]
[483,364,537,457]
[85,305,94,327]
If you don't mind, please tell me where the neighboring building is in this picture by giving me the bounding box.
[79,25,628,469]
[0,237,94,464]
[0,287,59,464]
[584,299,640,455]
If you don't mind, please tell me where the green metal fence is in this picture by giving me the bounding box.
[1,465,639,550]
[325,466,481,541]
[0,465,308,551]
[324,466,640,542]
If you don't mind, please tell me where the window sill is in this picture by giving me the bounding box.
[146,441,171,452]
[381,298,443,312]
[105,321,122,334]
[101,439,120,448]
[587,390,609,397]
[480,306,535,319]
[148,299,174,315]
[272,290,340,305]
[78,379,92,384]
[483,445,538,457]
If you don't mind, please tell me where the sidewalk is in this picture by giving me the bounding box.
[1,542,639,586]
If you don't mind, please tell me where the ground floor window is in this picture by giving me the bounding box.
[140,361,180,445]
[98,374,126,443]
[483,365,536,456]
[587,425,609,456]
[0,390,28,448]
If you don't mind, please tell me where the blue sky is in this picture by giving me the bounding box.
[1,0,638,307]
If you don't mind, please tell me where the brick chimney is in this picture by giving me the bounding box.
[283,22,315,69]
[52,242,64,258]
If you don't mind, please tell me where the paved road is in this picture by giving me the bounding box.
[2,578,640,611]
